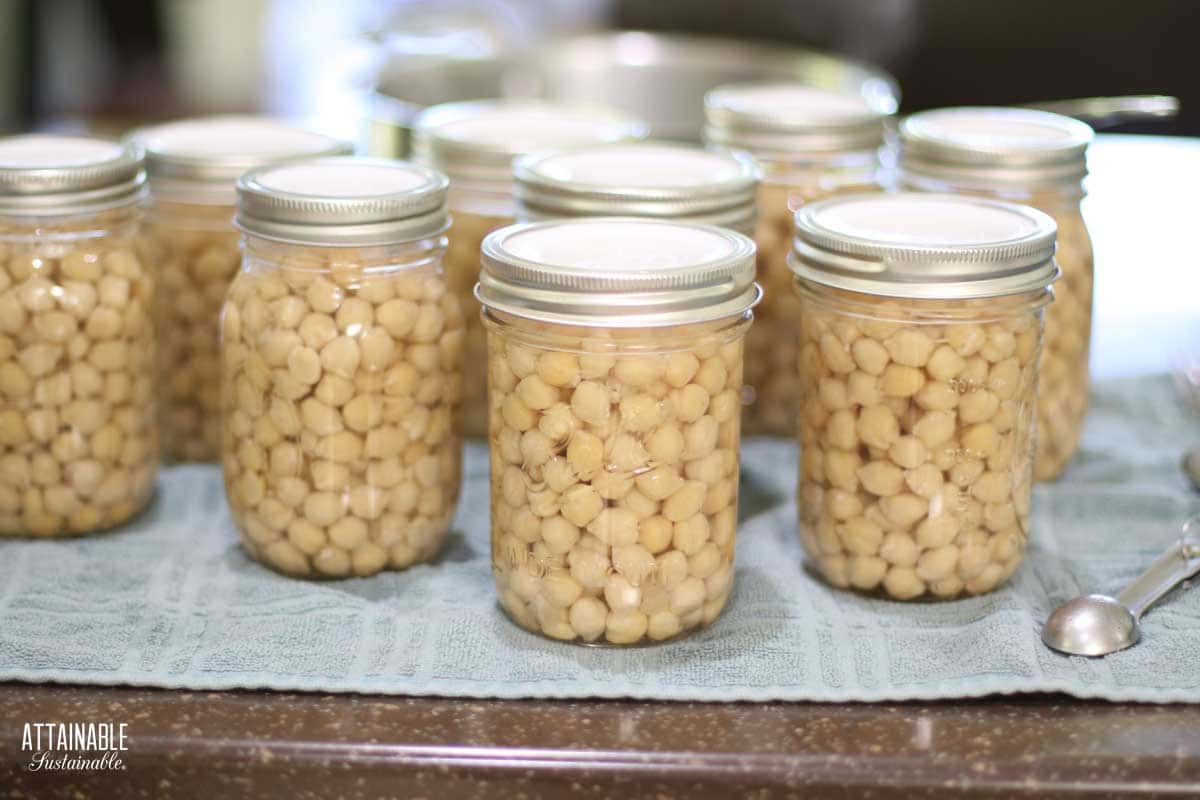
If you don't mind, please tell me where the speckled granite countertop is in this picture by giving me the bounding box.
[3,685,1200,798]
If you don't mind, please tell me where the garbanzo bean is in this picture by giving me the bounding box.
[897,108,1094,480]
[0,141,158,538]
[223,255,463,576]
[791,193,1054,599]
[131,117,349,461]
[488,320,744,643]
[413,101,647,438]
[222,157,462,578]
[440,207,512,437]
[703,83,891,435]
[1031,202,1092,479]
[479,218,756,644]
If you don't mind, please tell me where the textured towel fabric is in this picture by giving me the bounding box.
[1,375,1198,703]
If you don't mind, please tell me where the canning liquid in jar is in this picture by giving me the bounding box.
[0,135,158,536]
[788,193,1059,600]
[898,107,1095,480]
[704,82,893,436]
[411,100,647,437]
[221,158,463,578]
[129,116,349,462]
[477,218,760,644]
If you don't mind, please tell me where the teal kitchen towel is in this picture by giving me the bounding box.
[1,375,1198,702]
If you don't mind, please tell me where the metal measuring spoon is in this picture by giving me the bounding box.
[1042,515,1200,656]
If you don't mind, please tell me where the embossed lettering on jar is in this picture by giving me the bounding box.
[788,193,1058,600]
[477,218,760,644]
[898,107,1094,480]
[411,100,646,437]
[221,157,464,578]
[704,82,894,436]
[0,135,158,537]
[129,116,349,462]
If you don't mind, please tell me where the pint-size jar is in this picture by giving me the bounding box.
[704,82,893,436]
[411,100,647,437]
[898,107,1094,481]
[222,157,464,578]
[477,218,760,644]
[514,142,760,234]
[0,135,158,536]
[788,193,1058,600]
[128,116,350,462]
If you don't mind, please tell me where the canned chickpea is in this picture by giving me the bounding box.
[412,100,647,437]
[704,82,893,436]
[129,116,349,462]
[222,158,464,578]
[789,193,1058,600]
[0,135,158,536]
[899,108,1095,480]
[477,218,759,644]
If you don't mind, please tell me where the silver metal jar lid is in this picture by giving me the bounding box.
[899,107,1093,189]
[0,134,145,216]
[478,217,760,327]
[129,115,351,205]
[704,82,890,159]
[235,157,449,247]
[514,142,760,232]
[789,192,1059,300]
[411,100,648,187]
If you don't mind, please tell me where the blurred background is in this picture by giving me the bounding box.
[0,0,1194,144]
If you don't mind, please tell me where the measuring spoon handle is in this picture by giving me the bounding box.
[1115,539,1200,619]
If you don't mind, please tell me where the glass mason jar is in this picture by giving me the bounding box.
[704,82,893,436]
[129,116,349,462]
[514,142,759,235]
[0,135,158,536]
[477,219,760,644]
[411,100,647,437]
[898,108,1094,481]
[221,158,464,579]
[789,194,1059,600]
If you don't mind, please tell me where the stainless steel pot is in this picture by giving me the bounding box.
[369,31,901,157]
